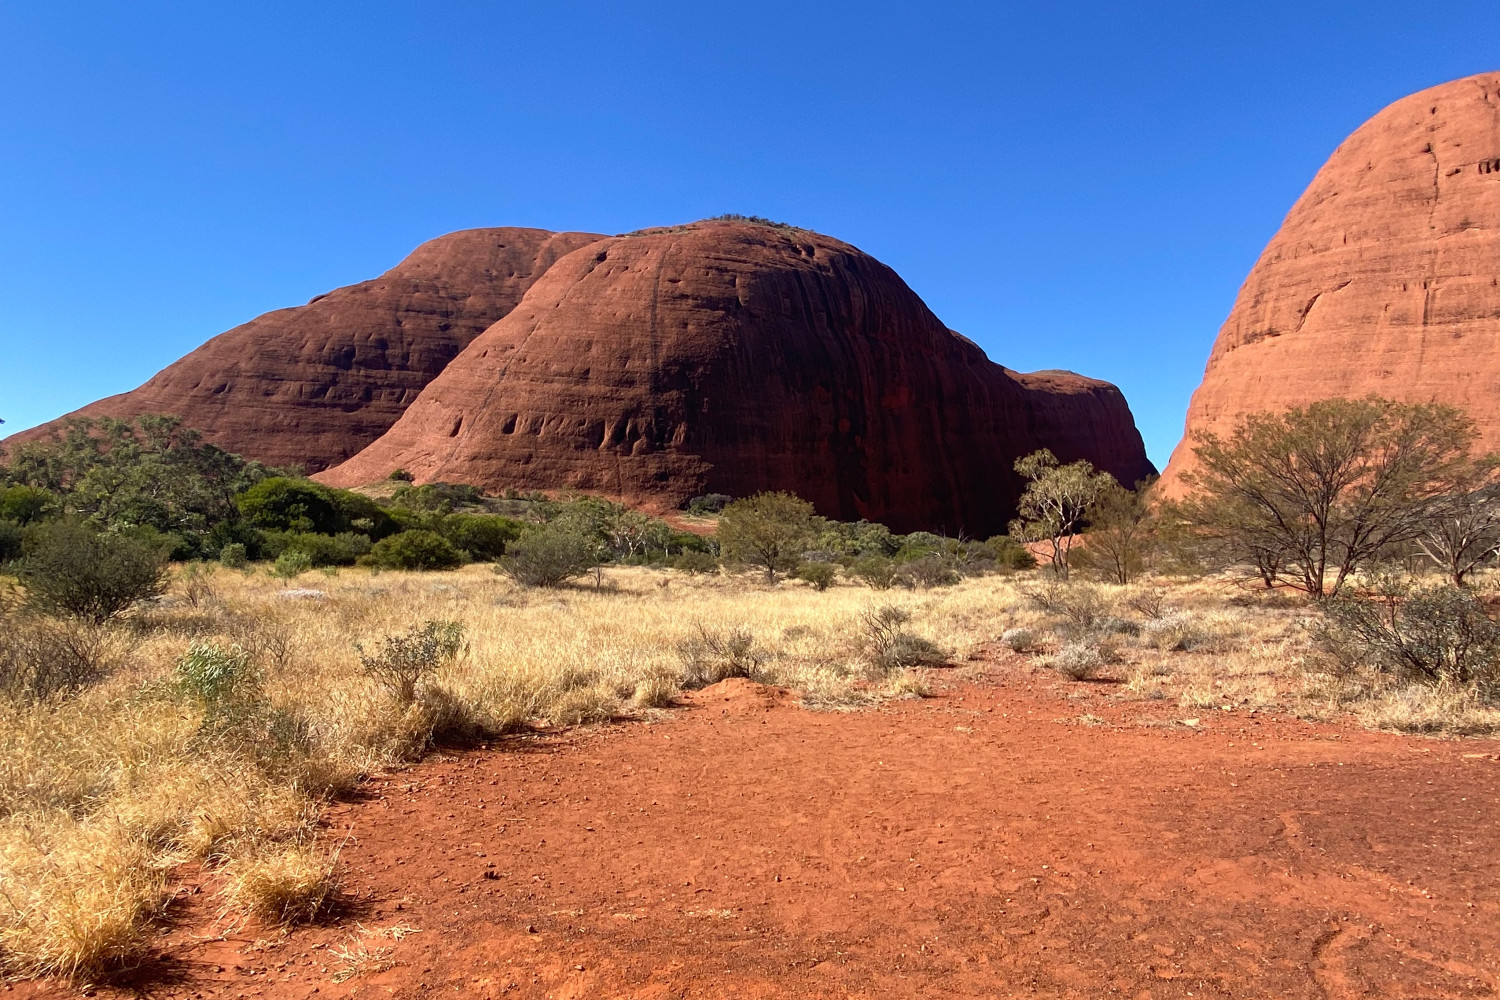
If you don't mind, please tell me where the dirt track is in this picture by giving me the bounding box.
[61,663,1500,998]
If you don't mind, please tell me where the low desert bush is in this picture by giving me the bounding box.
[676,623,765,687]
[1314,585,1500,696]
[671,550,719,576]
[794,561,838,591]
[859,605,947,672]
[356,620,466,706]
[1001,626,1039,653]
[498,526,595,587]
[17,520,169,624]
[1050,641,1107,681]
[271,550,313,581]
[0,520,23,563]
[899,555,961,589]
[218,542,248,569]
[851,555,899,590]
[0,615,119,700]
[1124,586,1169,620]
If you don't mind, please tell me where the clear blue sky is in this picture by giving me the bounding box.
[3,3,1498,467]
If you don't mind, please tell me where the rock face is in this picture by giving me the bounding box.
[1163,71,1500,493]
[320,221,1153,536]
[5,228,605,471]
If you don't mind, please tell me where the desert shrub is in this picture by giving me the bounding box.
[388,468,414,482]
[444,514,520,560]
[0,520,21,563]
[851,555,899,590]
[676,623,764,687]
[364,530,463,571]
[859,605,948,671]
[177,563,217,609]
[262,531,372,566]
[17,519,169,624]
[1124,586,1169,620]
[0,615,116,700]
[498,525,595,587]
[1023,581,1112,635]
[671,550,719,575]
[357,620,466,706]
[218,542,248,569]
[794,561,837,591]
[1140,612,1208,652]
[1314,585,1500,695]
[898,555,960,589]
[173,641,261,709]
[271,549,313,581]
[236,477,346,534]
[984,535,1037,571]
[1051,641,1106,680]
[685,493,732,515]
[1001,626,1039,653]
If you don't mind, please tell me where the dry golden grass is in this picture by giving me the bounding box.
[0,559,1494,979]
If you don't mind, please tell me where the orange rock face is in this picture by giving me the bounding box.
[320,221,1153,535]
[5,228,604,471]
[1163,71,1500,493]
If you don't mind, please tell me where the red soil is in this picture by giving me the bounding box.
[36,665,1500,998]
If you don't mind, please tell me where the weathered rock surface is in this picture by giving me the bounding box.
[4,227,605,471]
[1164,71,1500,493]
[321,221,1153,535]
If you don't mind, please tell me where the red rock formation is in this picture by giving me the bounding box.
[3,228,605,471]
[1163,72,1500,494]
[320,221,1153,536]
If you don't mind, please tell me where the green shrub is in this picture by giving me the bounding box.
[174,641,260,708]
[985,535,1038,571]
[685,493,733,515]
[672,550,720,575]
[17,519,170,624]
[237,477,345,534]
[497,526,596,587]
[851,555,899,590]
[898,555,961,589]
[444,514,521,560]
[271,550,313,580]
[363,530,463,571]
[218,542,249,569]
[388,468,414,482]
[794,561,837,591]
[356,620,466,705]
[0,485,57,526]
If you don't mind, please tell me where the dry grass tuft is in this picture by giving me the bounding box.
[222,844,339,925]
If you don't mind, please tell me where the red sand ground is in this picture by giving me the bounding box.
[35,661,1500,998]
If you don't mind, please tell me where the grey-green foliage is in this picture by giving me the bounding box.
[499,525,597,587]
[1315,584,1500,695]
[1009,449,1118,580]
[357,620,466,705]
[174,640,260,708]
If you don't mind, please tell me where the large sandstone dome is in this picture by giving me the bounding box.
[320,221,1153,535]
[1163,71,1500,492]
[5,227,604,471]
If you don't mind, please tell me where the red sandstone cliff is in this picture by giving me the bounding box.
[4,227,605,471]
[1163,71,1500,494]
[320,221,1153,536]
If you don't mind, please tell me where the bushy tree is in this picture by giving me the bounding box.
[0,485,57,525]
[717,492,817,582]
[1074,478,1157,585]
[1178,398,1478,597]
[498,524,597,587]
[236,477,347,534]
[17,519,170,623]
[1009,450,1117,579]
[1414,468,1500,586]
[3,415,273,556]
[364,530,464,571]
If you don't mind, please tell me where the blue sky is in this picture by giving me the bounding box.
[3,2,1498,467]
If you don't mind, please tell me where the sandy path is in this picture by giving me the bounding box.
[55,666,1500,998]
